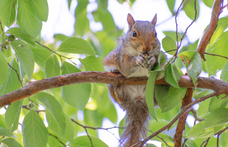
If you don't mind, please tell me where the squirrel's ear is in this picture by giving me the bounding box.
[151,14,157,25]
[127,13,135,29]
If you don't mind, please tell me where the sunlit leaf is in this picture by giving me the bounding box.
[1,138,23,147]
[0,127,14,137]
[183,0,199,20]
[5,100,24,131]
[220,62,228,82]
[163,31,183,42]
[187,121,214,138]
[146,72,158,120]
[71,136,108,147]
[0,51,8,86]
[0,0,16,27]
[46,110,75,141]
[204,108,228,128]
[165,64,180,88]
[202,0,214,8]
[80,56,104,71]
[205,31,228,76]
[0,59,21,96]
[209,95,228,112]
[162,36,177,55]
[58,37,96,55]
[17,0,42,38]
[45,54,60,78]
[30,44,52,69]
[34,92,66,133]
[29,0,48,22]
[155,85,187,112]
[166,0,175,14]
[7,27,35,46]
[22,109,49,147]
[10,40,34,79]
[61,62,91,110]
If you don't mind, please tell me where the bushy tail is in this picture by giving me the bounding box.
[119,105,149,147]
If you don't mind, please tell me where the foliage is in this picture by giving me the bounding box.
[0,0,228,147]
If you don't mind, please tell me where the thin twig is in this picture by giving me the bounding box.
[200,137,210,147]
[49,133,66,147]
[191,108,205,122]
[181,138,188,147]
[204,52,228,60]
[7,63,23,87]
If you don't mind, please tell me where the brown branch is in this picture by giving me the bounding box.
[49,133,66,147]
[191,108,205,122]
[0,72,228,108]
[196,0,224,60]
[174,88,193,147]
[138,92,217,146]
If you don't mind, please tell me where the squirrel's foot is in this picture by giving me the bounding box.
[136,53,147,68]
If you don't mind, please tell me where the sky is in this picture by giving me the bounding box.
[41,0,228,146]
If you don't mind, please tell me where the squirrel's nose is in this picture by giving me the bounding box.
[142,46,151,52]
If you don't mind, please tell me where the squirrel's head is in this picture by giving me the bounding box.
[125,13,160,55]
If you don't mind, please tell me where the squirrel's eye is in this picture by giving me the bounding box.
[155,32,157,37]
[132,31,137,37]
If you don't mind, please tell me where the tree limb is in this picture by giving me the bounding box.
[196,0,224,60]
[0,71,228,108]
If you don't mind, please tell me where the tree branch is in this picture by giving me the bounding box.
[196,0,224,60]
[0,72,228,108]
[174,88,193,147]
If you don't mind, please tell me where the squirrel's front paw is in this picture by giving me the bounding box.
[147,54,156,68]
[136,53,147,68]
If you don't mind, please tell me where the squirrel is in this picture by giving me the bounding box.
[103,13,160,147]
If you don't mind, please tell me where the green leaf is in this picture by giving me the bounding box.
[46,110,75,141]
[155,85,187,112]
[1,138,23,147]
[204,108,228,128]
[165,64,181,88]
[0,0,16,27]
[5,100,24,131]
[163,31,183,41]
[185,139,200,147]
[209,95,228,112]
[0,115,7,129]
[7,27,35,46]
[205,31,228,76]
[0,58,21,96]
[44,54,60,78]
[183,0,199,20]
[202,0,214,7]
[17,0,42,38]
[179,51,202,85]
[187,121,214,138]
[58,37,96,55]
[80,56,104,71]
[10,40,34,79]
[71,136,108,147]
[34,92,66,133]
[162,36,177,55]
[96,9,116,32]
[0,51,8,86]
[61,62,91,110]
[54,34,69,42]
[74,0,90,36]
[0,127,14,137]
[22,109,49,147]
[30,44,52,69]
[146,72,158,121]
[166,0,175,14]
[220,62,228,82]
[118,118,125,137]
[29,0,48,21]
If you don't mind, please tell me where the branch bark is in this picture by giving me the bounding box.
[0,71,228,108]
[196,0,223,60]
